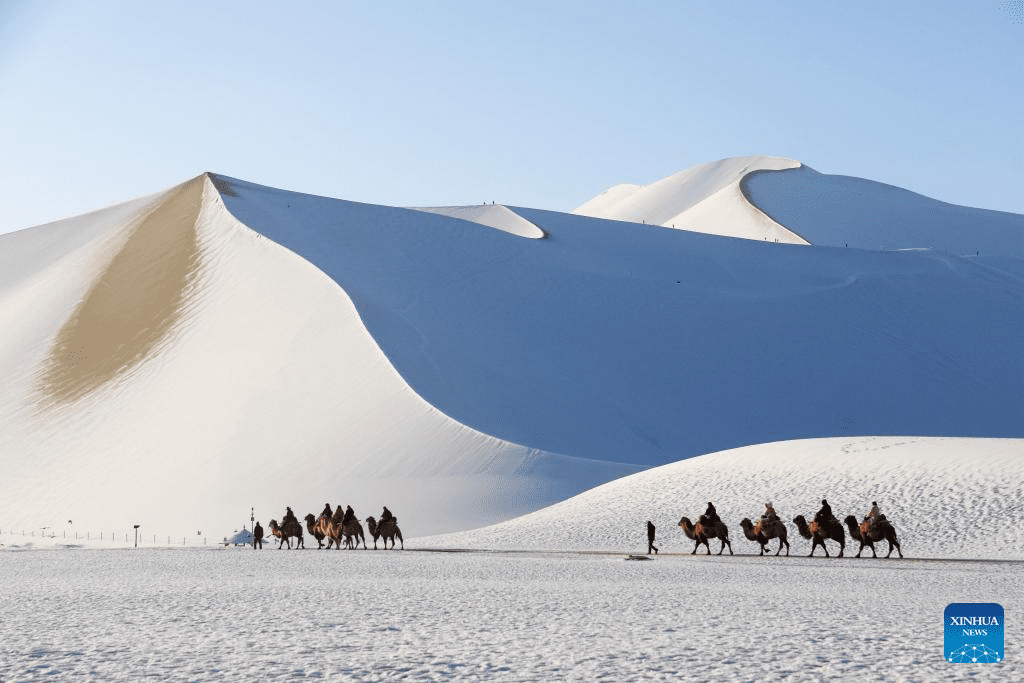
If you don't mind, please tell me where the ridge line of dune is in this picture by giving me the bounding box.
[735,164,810,244]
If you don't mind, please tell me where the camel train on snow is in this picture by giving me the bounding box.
[265,504,403,550]
[677,500,903,559]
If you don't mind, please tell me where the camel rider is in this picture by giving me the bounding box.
[381,506,394,523]
[814,499,833,526]
[343,505,355,526]
[283,507,297,527]
[321,503,333,521]
[762,502,779,524]
[701,501,719,527]
[865,501,883,528]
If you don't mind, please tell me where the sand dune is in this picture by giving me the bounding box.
[573,155,806,243]
[418,436,1024,560]
[1,162,1022,544]
[410,204,545,238]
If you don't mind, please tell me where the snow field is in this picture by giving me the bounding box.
[0,547,1018,681]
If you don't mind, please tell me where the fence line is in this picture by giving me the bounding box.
[0,529,208,547]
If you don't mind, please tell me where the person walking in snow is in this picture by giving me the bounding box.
[253,521,264,550]
[647,520,658,555]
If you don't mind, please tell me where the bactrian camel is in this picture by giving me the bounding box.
[267,518,304,549]
[678,516,733,555]
[792,514,845,558]
[366,516,404,550]
[740,518,790,556]
[303,513,327,549]
[843,515,903,559]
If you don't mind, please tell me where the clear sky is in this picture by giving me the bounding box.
[1,1,1021,234]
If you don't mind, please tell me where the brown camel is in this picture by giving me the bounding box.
[267,518,304,549]
[342,517,366,550]
[678,516,733,555]
[792,514,845,558]
[323,506,347,550]
[303,513,327,549]
[366,515,404,550]
[843,515,903,559]
[739,518,790,556]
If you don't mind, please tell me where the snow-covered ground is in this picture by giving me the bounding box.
[1,159,1022,680]
[0,547,1018,681]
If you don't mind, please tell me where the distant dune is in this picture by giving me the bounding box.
[1,159,1022,543]
[572,155,806,243]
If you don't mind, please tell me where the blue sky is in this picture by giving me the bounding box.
[1,1,1021,234]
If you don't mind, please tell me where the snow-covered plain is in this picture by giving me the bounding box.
[1,158,1022,681]
[0,547,1019,681]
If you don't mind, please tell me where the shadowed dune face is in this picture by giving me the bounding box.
[34,176,208,408]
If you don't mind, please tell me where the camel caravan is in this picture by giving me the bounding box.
[677,500,903,559]
[262,504,403,550]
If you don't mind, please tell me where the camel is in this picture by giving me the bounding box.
[366,515,404,550]
[678,516,733,555]
[739,518,790,556]
[342,517,366,550]
[267,518,304,549]
[303,513,327,549]
[792,514,845,558]
[843,515,903,559]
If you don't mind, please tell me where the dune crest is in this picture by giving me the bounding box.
[573,155,805,243]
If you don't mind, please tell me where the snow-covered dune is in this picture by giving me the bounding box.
[0,175,638,539]
[573,155,807,243]
[410,204,546,238]
[2,165,1022,544]
[216,175,1024,473]
[418,437,1024,560]
[743,164,1024,257]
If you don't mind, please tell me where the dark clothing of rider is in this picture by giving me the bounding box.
[815,499,833,525]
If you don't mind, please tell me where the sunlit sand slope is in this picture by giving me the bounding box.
[573,155,806,243]
[0,175,639,539]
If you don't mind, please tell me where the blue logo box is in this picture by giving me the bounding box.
[945,603,1003,663]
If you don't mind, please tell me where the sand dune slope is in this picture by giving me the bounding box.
[0,175,638,539]
[573,155,806,243]
[418,437,1024,560]
[2,166,1022,544]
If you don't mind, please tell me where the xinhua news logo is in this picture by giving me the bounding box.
[944,603,1003,663]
